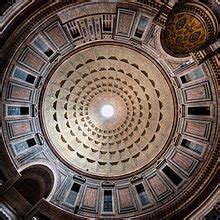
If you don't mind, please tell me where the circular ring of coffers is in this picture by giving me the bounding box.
[41,44,176,177]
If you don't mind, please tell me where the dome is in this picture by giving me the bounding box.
[0,1,219,219]
[42,44,176,177]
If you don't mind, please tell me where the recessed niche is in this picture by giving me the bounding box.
[103,190,113,212]
[181,139,204,154]
[134,15,149,38]
[33,36,54,58]
[13,137,36,154]
[13,67,36,84]
[180,69,204,84]
[7,106,29,116]
[188,106,210,116]
[65,182,81,206]
[135,183,149,206]
[162,165,183,186]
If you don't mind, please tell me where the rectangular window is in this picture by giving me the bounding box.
[8,106,29,116]
[162,165,183,186]
[66,182,81,205]
[181,139,203,154]
[13,138,36,154]
[33,37,54,57]
[188,106,210,116]
[103,190,113,212]
[134,16,149,38]
[135,183,149,206]
[13,68,36,84]
[180,69,203,84]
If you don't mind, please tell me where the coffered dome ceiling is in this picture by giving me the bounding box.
[0,1,219,219]
[42,44,175,177]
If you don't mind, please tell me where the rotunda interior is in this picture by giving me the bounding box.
[0,0,219,219]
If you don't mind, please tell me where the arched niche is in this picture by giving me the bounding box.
[14,165,54,205]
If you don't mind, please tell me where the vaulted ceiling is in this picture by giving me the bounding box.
[0,1,219,219]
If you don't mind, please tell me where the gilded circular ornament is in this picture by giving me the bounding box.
[42,44,176,177]
[164,13,206,55]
